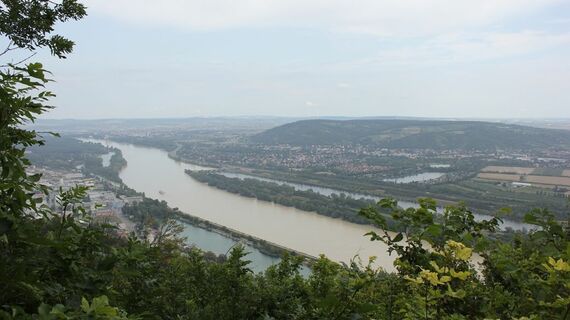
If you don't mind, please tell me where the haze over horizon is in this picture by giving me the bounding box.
[36,115,570,122]
[23,0,570,119]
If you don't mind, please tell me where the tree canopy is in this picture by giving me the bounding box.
[0,0,86,58]
[1,1,569,319]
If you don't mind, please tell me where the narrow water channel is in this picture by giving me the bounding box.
[219,171,531,231]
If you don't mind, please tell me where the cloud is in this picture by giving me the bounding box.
[85,0,564,37]
[447,31,570,59]
[328,30,570,68]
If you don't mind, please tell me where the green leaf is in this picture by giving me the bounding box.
[81,297,90,313]
[393,233,404,243]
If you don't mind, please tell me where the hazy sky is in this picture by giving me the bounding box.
[26,0,570,119]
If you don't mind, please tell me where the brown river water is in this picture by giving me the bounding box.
[88,139,397,271]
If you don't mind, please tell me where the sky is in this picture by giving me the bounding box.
[19,0,570,119]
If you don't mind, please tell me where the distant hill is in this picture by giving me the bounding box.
[251,119,570,150]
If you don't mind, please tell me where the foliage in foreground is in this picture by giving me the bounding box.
[1,187,569,319]
[1,1,569,318]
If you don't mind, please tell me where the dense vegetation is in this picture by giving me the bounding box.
[241,167,570,221]
[252,119,570,150]
[92,135,178,153]
[27,136,127,182]
[1,2,570,319]
[187,170,376,224]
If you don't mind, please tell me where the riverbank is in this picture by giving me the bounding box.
[80,139,316,270]
[82,139,414,271]
[114,185,318,267]
[167,144,220,169]
[186,170,378,225]
[109,137,541,225]
[185,169,533,232]
[224,166,460,208]
[171,210,318,262]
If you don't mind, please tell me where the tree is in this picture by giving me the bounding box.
[359,198,569,319]
[0,0,86,59]
[0,0,86,218]
[1,1,569,319]
[0,0,120,317]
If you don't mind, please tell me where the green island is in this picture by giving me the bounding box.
[218,166,569,222]
[186,170,376,225]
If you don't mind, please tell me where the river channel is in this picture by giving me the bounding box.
[220,172,530,231]
[89,140,397,272]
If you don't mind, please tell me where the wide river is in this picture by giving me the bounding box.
[92,140,397,271]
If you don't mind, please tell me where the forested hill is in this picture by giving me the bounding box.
[251,119,570,150]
